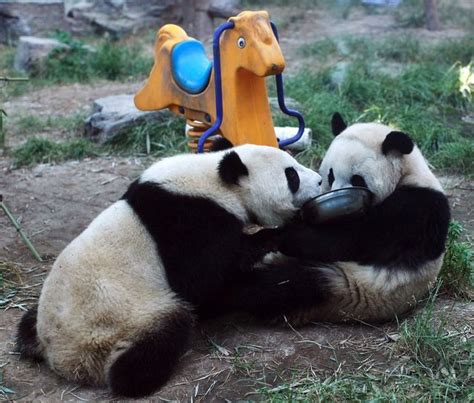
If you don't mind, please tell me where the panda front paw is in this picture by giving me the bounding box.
[278,223,322,258]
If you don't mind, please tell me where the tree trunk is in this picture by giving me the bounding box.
[424,0,441,31]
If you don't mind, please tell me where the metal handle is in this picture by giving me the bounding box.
[270,21,306,148]
[197,21,235,153]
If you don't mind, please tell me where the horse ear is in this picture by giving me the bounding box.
[331,112,347,136]
[218,151,249,185]
[382,131,414,155]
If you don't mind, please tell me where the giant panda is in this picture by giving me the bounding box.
[225,114,450,324]
[16,144,322,398]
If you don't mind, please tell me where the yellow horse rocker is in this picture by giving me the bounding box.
[135,10,306,152]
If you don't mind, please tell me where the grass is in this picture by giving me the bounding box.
[11,137,97,168]
[440,221,473,299]
[287,34,474,174]
[104,116,187,157]
[11,113,86,135]
[0,33,153,101]
[259,286,473,401]
[10,115,188,167]
[29,33,153,84]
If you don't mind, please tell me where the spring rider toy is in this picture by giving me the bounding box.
[134,10,305,152]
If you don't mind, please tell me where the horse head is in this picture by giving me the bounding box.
[226,11,285,77]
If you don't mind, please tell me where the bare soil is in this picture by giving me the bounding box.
[1,4,473,401]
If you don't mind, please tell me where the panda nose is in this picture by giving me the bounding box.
[318,179,322,186]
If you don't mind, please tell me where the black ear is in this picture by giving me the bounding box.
[331,112,347,136]
[218,151,249,185]
[210,136,233,152]
[382,131,414,155]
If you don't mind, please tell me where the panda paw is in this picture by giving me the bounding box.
[278,223,323,258]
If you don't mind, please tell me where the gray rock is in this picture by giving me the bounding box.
[14,36,69,72]
[0,1,66,39]
[269,96,303,114]
[0,10,31,45]
[209,0,240,18]
[84,94,172,144]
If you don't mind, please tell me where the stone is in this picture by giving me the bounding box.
[0,1,66,41]
[66,0,179,38]
[208,0,240,19]
[13,36,69,72]
[0,9,31,45]
[84,94,172,144]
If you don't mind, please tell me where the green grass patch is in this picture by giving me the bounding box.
[260,287,472,401]
[299,38,339,61]
[30,33,153,84]
[288,35,473,174]
[104,116,187,157]
[9,115,189,168]
[12,137,97,168]
[12,113,86,135]
[440,221,473,299]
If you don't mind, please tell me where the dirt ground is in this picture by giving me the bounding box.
[1,3,473,401]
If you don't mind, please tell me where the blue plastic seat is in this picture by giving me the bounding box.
[171,39,212,94]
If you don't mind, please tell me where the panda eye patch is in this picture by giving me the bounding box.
[285,167,300,193]
[328,168,335,187]
[351,174,368,188]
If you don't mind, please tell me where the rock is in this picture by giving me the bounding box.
[269,96,303,114]
[14,36,69,73]
[0,10,31,45]
[208,0,240,18]
[0,1,66,42]
[84,94,172,144]
[67,0,179,38]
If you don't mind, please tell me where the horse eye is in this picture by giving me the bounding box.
[237,37,246,48]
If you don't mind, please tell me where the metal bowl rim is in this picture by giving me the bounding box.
[303,187,373,208]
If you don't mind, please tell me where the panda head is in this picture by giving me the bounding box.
[218,144,322,226]
[320,113,422,204]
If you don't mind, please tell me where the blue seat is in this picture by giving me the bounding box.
[171,39,213,94]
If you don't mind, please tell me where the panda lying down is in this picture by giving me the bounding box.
[234,114,450,325]
[17,117,450,398]
[16,144,322,398]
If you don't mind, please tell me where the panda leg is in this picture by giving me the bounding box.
[231,260,330,321]
[108,307,195,398]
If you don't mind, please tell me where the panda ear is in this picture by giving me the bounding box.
[331,112,347,136]
[382,131,414,156]
[210,136,234,152]
[218,151,249,185]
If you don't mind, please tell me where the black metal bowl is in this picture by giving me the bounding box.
[302,187,373,225]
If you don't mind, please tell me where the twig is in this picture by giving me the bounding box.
[0,195,42,262]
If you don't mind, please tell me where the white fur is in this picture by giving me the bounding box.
[281,122,446,324]
[34,144,322,386]
[141,144,322,226]
[319,123,442,203]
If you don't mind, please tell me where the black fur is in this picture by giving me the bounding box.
[331,112,347,136]
[328,168,335,187]
[228,259,330,320]
[108,308,195,398]
[218,151,249,185]
[285,167,300,193]
[122,181,281,317]
[16,306,43,361]
[210,136,233,152]
[279,186,450,269]
[382,131,414,155]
